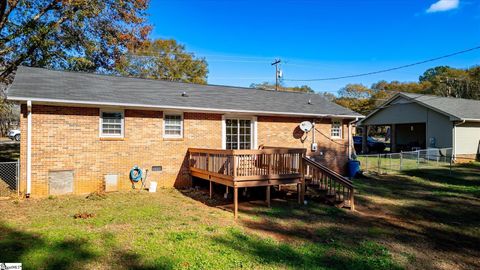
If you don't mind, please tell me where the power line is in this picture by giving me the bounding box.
[284,45,480,82]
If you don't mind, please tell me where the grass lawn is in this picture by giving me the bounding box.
[0,163,479,269]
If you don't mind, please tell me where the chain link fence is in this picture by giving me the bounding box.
[0,161,19,195]
[357,148,453,175]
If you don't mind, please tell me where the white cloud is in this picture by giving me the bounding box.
[426,0,460,13]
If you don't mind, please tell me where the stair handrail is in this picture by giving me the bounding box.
[302,157,353,189]
[302,157,355,210]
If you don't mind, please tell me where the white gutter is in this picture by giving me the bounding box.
[26,100,32,198]
[348,118,359,159]
[459,118,480,122]
[452,120,466,162]
[7,96,364,119]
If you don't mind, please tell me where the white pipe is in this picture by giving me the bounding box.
[26,100,32,197]
[452,120,466,162]
[312,119,316,145]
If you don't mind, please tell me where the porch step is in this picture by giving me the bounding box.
[306,185,349,209]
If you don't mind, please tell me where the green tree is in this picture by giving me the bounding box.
[0,0,151,135]
[334,84,375,115]
[371,80,431,94]
[0,0,151,83]
[117,39,209,84]
[250,82,314,93]
[419,66,454,82]
[419,66,479,99]
[334,65,480,116]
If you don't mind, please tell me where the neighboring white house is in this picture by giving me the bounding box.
[358,92,480,161]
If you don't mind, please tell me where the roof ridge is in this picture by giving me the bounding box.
[400,92,480,102]
[17,66,316,96]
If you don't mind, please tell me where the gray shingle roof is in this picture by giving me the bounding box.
[7,66,362,118]
[401,92,480,121]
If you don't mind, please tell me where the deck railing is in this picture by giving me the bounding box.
[302,157,355,210]
[189,147,306,181]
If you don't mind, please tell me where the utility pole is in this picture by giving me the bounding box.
[271,59,281,91]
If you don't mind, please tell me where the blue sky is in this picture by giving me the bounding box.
[148,0,480,94]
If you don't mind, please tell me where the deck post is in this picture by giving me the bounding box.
[301,178,305,204]
[266,185,271,207]
[234,186,238,220]
[299,155,305,204]
[209,180,212,199]
[233,155,237,178]
[297,183,301,204]
[350,189,355,211]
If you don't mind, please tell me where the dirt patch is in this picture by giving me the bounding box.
[0,180,15,197]
[85,191,107,200]
[73,212,95,219]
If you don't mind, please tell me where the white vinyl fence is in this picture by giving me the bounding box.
[357,148,453,175]
[0,160,19,195]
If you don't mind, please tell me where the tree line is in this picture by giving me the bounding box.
[332,66,480,115]
[250,66,480,116]
[0,0,207,135]
[0,1,478,134]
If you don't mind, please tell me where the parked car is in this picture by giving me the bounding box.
[353,136,386,153]
[7,129,20,141]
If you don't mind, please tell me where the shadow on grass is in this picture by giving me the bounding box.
[402,166,480,191]
[231,163,480,268]
[212,227,402,270]
[0,223,95,269]
[181,178,279,208]
[0,223,175,270]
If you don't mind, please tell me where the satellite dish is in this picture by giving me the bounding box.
[299,121,313,132]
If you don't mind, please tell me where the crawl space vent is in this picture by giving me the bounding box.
[48,170,74,195]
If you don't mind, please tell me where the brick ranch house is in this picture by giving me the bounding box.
[8,66,363,198]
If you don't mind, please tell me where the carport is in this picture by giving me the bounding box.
[359,122,426,153]
[358,93,455,154]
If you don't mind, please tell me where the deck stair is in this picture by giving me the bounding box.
[302,157,355,210]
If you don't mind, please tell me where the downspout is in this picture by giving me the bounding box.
[26,100,32,198]
[452,119,466,162]
[348,118,359,159]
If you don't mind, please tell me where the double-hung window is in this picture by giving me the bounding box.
[100,110,124,138]
[331,119,342,139]
[163,113,183,138]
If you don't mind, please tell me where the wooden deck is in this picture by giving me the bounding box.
[188,147,355,219]
[189,147,307,218]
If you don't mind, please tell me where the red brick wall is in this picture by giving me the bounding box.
[257,116,349,173]
[19,105,351,196]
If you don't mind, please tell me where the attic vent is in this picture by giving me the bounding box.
[181,91,188,97]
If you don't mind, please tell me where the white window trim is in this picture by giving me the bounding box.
[163,111,184,138]
[99,109,125,138]
[222,115,257,150]
[331,119,342,139]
